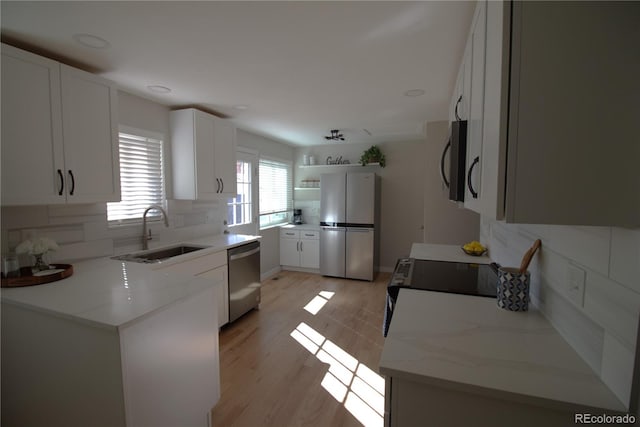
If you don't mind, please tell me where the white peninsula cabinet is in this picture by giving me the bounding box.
[1,259,220,427]
[280,226,320,270]
[450,1,640,227]
[1,43,120,206]
[154,249,230,327]
[171,108,237,200]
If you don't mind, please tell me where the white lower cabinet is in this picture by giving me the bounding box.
[1,288,219,427]
[155,250,229,327]
[386,377,570,427]
[197,265,229,328]
[280,228,320,270]
[120,288,219,427]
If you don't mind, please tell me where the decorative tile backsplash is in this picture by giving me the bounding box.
[481,217,640,408]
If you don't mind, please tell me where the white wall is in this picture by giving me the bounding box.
[481,218,640,408]
[294,140,427,271]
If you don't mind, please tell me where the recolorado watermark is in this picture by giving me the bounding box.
[575,413,636,424]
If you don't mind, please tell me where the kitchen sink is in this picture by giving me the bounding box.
[112,244,210,263]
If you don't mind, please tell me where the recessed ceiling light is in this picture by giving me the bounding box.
[404,89,426,97]
[146,85,172,94]
[233,105,249,110]
[72,33,110,49]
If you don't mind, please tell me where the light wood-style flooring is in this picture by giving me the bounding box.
[210,270,390,427]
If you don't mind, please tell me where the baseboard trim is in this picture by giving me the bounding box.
[261,266,282,281]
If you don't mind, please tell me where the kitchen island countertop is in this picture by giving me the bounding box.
[1,233,260,329]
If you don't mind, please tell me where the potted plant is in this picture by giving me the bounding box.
[360,145,386,167]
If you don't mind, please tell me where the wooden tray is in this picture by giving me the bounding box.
[1,264,73,288]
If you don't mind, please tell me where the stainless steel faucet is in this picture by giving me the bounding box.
[142,205,169,250]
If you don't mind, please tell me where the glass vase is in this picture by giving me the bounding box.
[32,253,49,272]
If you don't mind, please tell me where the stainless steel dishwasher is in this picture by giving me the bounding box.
[227,241,261,323]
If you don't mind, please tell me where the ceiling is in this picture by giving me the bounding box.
[1,1,475,147]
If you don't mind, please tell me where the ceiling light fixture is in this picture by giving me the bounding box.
[404,89,425,97]
[146,85,172,94]
[72,33,111,49]
[324,129,345,142]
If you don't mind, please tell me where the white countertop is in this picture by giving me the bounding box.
[380,288,626,413]
[0,234,260,330]
[280,223,320,231]
[410,243,492,264]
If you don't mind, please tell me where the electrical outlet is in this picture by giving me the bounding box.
[566,264,586,307]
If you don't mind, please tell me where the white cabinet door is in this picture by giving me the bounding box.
[1,44,64,205]
[299,232,320,269]
[478,0,508,220]
[193,110,219,199]
[120,287,219,427]
[198,265,229,327]
[1,44,119,206]
[171,108,237,200]
[60,65,120,203]
[300,239,319,269]
[280,237,301,267]
[464,1,486,212]
[212,117,237,196]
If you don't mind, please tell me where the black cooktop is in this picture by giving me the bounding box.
[389,258,499,298]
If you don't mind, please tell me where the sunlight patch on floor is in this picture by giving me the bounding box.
[303,290,335,315]
[290,321,385,427]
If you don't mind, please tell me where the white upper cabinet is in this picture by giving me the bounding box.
[1,43,120,206]
[59,65,120,203]
[463,1,487,212]
[171,108,237,200]
[455,1,639,227]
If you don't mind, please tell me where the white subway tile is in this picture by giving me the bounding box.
[601,331,635,409]
[1,206,49,229]
[584,271,640,349]
[536,283,604,374]
[50,239,114,263]
[28,225,84,245]
[47,203,106,217]
[48,215,106,226]
[610,227,640,293]
[520,224,610,276]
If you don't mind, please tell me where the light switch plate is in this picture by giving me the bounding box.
[566,264,586,307]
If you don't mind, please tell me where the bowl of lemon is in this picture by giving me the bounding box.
[462,241,487,256]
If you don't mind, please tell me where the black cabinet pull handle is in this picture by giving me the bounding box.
[440,140,451,188]
[467,156,479,199]
[57,169,64,195]
[454,95,463,121]
[220,178,224,193]
[68,170,75,196]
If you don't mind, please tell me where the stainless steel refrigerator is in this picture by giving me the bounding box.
[320,172,379,281]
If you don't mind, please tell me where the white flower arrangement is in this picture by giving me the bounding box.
[15,237,59,256]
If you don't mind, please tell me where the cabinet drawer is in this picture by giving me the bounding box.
[299,230,319,240]
[280,229,300,239]
[155,250,227,276]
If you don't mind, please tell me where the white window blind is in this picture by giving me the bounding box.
[259,158,292,228]
[107,129,165,224]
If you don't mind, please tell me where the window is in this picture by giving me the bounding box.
[227,160,252,226]
[259,158,292,228]
[107,128,165,224]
